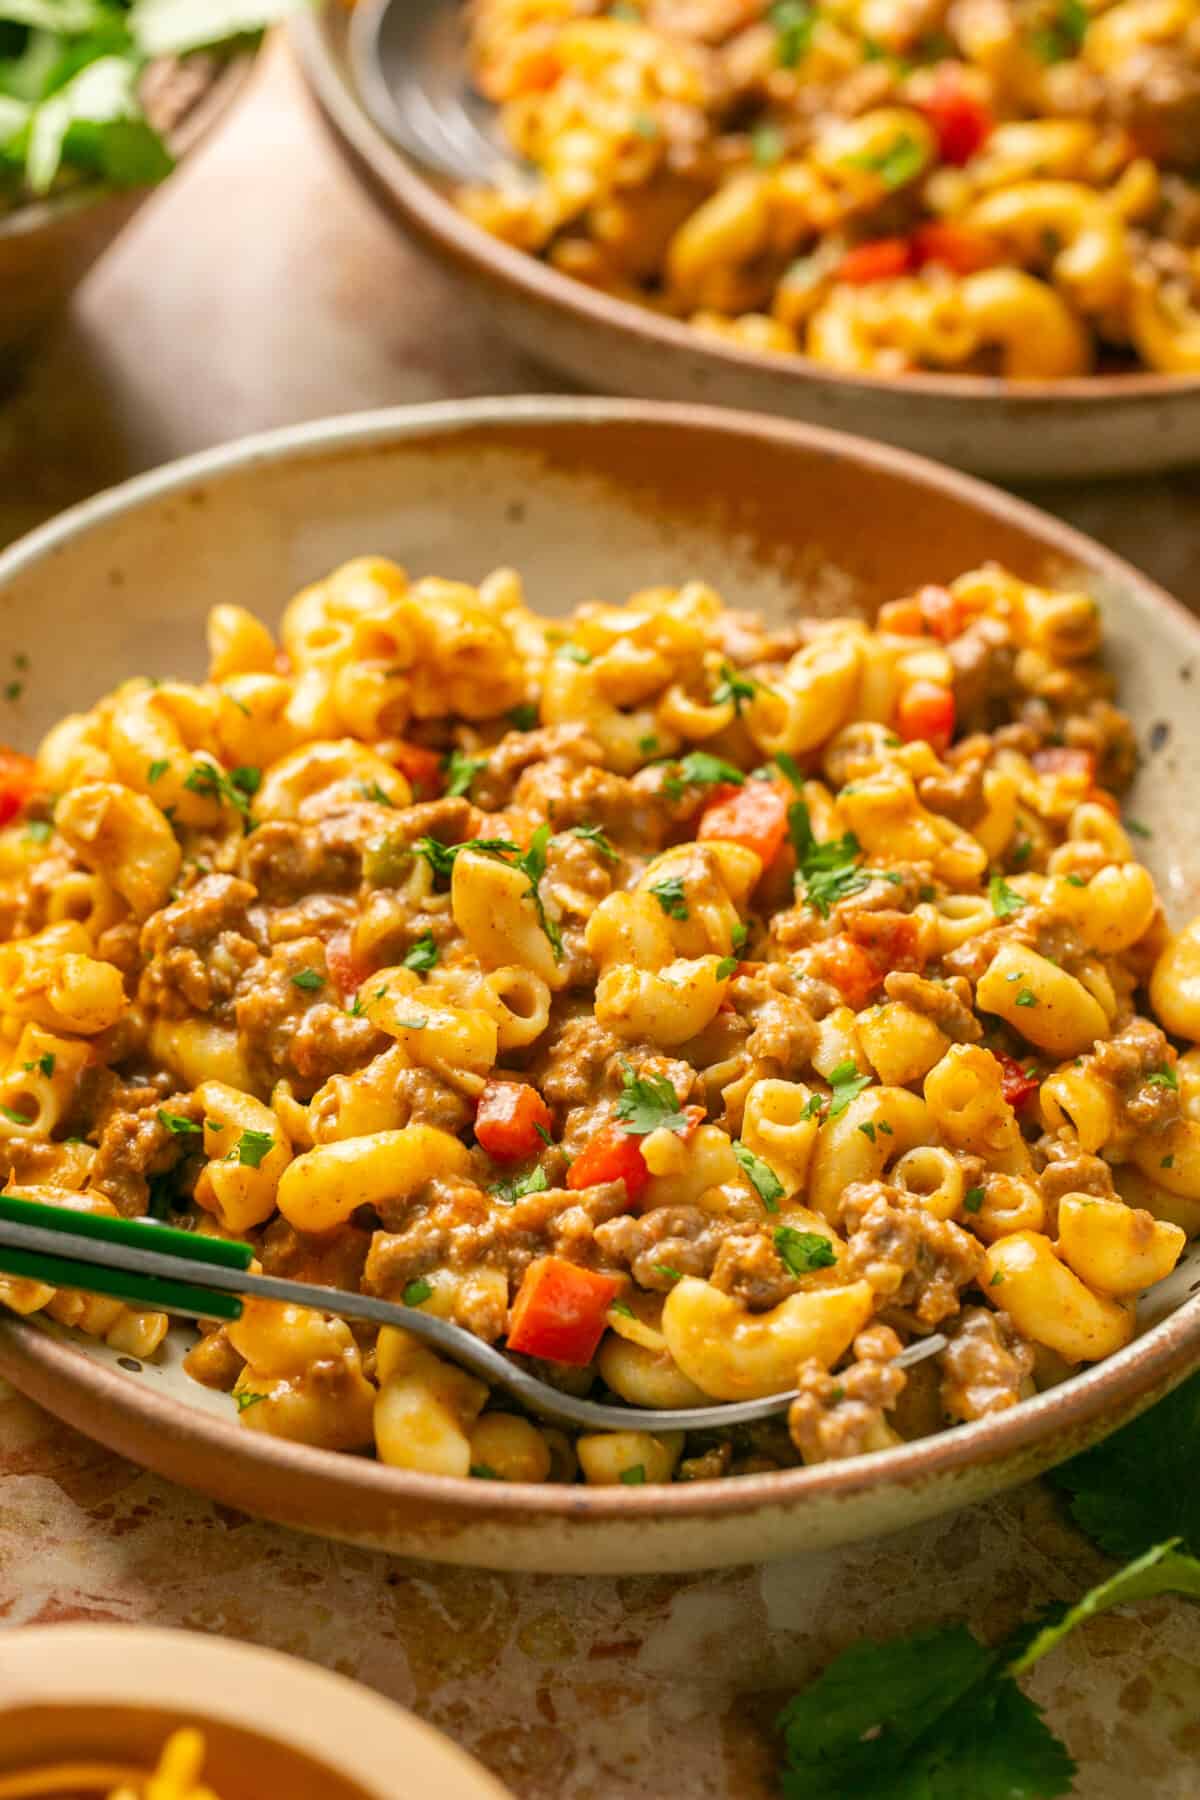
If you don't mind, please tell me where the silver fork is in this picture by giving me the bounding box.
[348,0,534,188]
[0,1212,944,1433]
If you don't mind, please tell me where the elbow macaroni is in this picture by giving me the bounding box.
[0,551,1185,1485]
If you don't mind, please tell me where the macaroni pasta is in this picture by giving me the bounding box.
[0,552,1189,1482]
[459,0,1200,379]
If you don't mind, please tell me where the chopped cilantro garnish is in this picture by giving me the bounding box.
[491,1165,549,1205]
[858,1120,876,1143]
[571,823,618,863]
[650,874,689,920]
[182,760,259,827]
[558,643,592,665]
[964,1186,985,1213]
[413,834,520,880]
[403,1279,433,1306]
[515,822,563,960]
[1011,838,1033,867]
[789,801,885,917]
[989,874,1026,919]
[1015,989,1038,1007]
[147,758,168,784]
[610,1299,635,1319]
[291,968,325,992]
[443,747,486,799]
[230,1128,275,1169]
[396,1016,429,1031]
[360,780,394,807]
[769,0,814,66]
[774,1226,836,1275]
[663,751,745,801]
[801,1093,825,1120]
[713,662,759,710]
[470,1463,501,1479]
[844,132,925,188]
[1147,1067,1179,1090]
[638,734,659,755]
[24,819,52,845]
[22,1053,54,1077]
[1126,818,1152,838]
[651,1263,682,1281]
[715,955,738,980]
[620,1463,648,1484]
[733,1140,784,1209]
[157,1109,200,1135]
[402,931,440,972]
[750,124,786,168]
[1162,1154,1175,1169]
[773,751,804,790]
[731,921,749,950]
[827,1061,874,1117]
[508,702,539,731]
[615,1066,690,1136]
[235,1391,266,1413]
[1064,873,1087,887]
[0,1105,32,1126]
[1029,0,1088,61]
[991,1270,1006,1285]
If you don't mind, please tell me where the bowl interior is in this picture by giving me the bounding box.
[1,398,1199,1565]
[291,11,1200,482]
[2,1707,376,1800]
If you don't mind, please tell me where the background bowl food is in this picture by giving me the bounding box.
[0,395,1197,1573]
[0,53,252,379]
[290,5,1200,484]
[0,1625,510,1799]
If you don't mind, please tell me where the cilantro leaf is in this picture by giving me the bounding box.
[827,1060,873,1117]
[733,1140,784,1210]
[615,1066,688,1137]
[778,1625,1074,1800]
[663,750,745,801]
[1010,1540,1200,1677]
[844,132,926,190]
[515,821,563,960]
[443,747,486,799]
[570,822,618,863]
[713,662,758,710]
[403,1277,433,1307]
[490,1164,549,1205]
[412,834,519,880]
[129,0,314,58]
[788,801,881,917]
[402,931,440,972]
[1050,1370,1200,1557]
[508,702,538,731]
[290,968,324,992]
[988,874,1026,919]
[1029,0,1087,62]
[157,1108,199,1135]
[769,0,813,66]
[773,751,804,790]
[649,874,688,920]
[774,1225,835,1274]
[231,1128,275,1169]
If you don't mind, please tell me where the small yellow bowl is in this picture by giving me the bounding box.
[0,1627,510,1800]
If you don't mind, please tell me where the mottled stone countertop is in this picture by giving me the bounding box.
[1,34,1199,1800]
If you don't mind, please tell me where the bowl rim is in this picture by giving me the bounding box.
[1,391,1199,1529]
[0,50,254,244]
[0,1624,511,1798]
[290,9,1200,412]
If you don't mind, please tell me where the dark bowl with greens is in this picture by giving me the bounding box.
[0,1,307,366]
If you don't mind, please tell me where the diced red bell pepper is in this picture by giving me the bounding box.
[878,596,925,636]
[912,220,997,275]
[1032,746,1095,782]
[846,911,925,974]
[475,1080,554,1162]
[506,1255,621,1365]
[897,681,956,754]
[698,779,790,867]
[821,935,885,1010]
[837,237,915,284]
[567,1122,649,1204]
[325,927,371,1001]
[390,741,443,800]
[0,749,37,829]
[919,66,994,166]
[914,584,966,643]
[995,1050,1040,1110]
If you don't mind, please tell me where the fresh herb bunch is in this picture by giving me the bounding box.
[0,0,310,210]
[777,1372,1200,1798]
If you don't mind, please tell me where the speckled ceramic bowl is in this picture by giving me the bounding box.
[290,6,1200,484]
[0,1626,511,1798]
[0,397,1196,1573]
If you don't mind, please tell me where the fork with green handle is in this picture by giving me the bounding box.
[0,1193,944,1434]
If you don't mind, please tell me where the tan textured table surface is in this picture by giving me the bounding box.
[1,36,1199,1799]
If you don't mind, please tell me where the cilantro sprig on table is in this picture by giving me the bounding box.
[777,1372,1200,1799]
[0,0,312,207]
